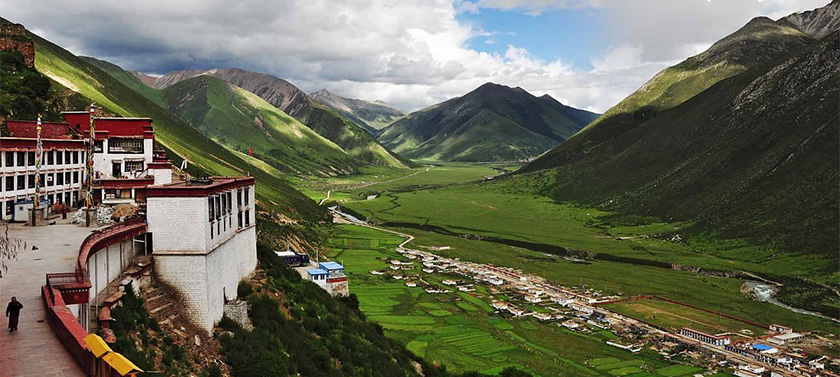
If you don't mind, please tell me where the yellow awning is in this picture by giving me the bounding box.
[102,352,144,375]
[83,334,112,358]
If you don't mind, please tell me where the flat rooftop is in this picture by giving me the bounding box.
[146,176,254,197]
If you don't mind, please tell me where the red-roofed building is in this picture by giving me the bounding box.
[1,120,86,220]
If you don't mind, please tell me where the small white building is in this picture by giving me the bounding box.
[146,176,257,332]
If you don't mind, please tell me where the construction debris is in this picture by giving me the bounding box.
[71,206,115,225]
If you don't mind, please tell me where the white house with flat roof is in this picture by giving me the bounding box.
[146,177,257,332]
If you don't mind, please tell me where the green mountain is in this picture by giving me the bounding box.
[520,14,838,277]
[557,17,813,154]
[161,75,359,176]
[309,89,405,133]
[151,68,410,168]
[377,83,599,162]
[12,19,325,221]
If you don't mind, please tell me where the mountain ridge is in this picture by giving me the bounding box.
[146,68,410,168]
[377,82,599,162]
[309,88,405,133]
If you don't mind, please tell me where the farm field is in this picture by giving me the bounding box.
[386,226,837,333]
[604,298,768,336]
[299,164,838,333]
[323,225,694,377]
[345,179,832,280]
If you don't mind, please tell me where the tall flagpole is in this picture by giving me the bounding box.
[32,115,43,225]
[85,104,96,227]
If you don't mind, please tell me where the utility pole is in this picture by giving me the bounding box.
[31,115,43,226]
[85,104,96,227]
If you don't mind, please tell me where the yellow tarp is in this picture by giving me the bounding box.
[82,334,112,358]
[102,352,144,375]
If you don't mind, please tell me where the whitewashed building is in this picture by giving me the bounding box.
[146,177,257,332]
[0,121,86,220]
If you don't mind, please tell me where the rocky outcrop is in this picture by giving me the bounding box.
[0,23,35,67]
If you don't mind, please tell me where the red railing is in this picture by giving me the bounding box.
[41,218,149,375]
[76,217,147,275]
[42,285,93,374]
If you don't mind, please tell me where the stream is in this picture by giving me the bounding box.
[744,281,839,323]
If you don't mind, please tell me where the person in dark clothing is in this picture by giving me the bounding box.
[6,297,23,332]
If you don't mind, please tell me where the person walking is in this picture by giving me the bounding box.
[6,297,23,332]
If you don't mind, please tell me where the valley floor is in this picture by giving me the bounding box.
[291,163,839,375]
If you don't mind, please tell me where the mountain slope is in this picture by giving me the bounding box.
[17,20,324,221]
[779,0,839,39]
[153,68,410,168]
[310,89,405,133]
[377,83,599,162]
[544,17,814,164]
[161,75,359,176]
[520,24,839,272]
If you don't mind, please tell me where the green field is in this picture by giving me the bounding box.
[324,225,709,377]
[605,299,768,336]
[316,172,837,332]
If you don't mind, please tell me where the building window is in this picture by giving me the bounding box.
[5,200,12,216]
[244,187,250,206]
[93,141,103,153]
[73,171,79,184]
[56,151,63,165]
[27,152,35,166]
[108,138,144,154]
[47,151,54,165]
[39,174,45,188]
[64,172,71,185]
[73,151,79,164]
[27,174,35,189]
[245,210,250,227]
[4,152,13,167]
[208,197,214,222]
[16,152,24,167]
[56,173,64,185]
[215,195,221,220]
[124,160,144,172]
[64,151,71,164]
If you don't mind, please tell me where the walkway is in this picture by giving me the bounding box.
[0,219,97,377]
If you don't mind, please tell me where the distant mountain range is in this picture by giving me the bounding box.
[378,83,599,162]
[309,89,405,133]
[520,2,839,273]
[138,68,409,169]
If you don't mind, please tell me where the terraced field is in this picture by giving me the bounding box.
[323,225,704,377]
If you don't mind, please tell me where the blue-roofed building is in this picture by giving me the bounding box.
[751,344,777,354]
[312,261,348,296]
[307,268,329,288]
[319,261,345,276]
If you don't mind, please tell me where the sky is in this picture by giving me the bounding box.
[1,0,830,113]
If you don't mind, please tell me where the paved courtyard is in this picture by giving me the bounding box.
[0,219,99,377]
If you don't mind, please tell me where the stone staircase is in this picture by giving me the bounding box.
[142,280,198,340]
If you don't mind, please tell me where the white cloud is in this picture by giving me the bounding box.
[0,0,830,113]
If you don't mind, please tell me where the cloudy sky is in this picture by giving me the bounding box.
[2,0,830,112]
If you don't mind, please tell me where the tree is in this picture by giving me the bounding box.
[0,222,25,277]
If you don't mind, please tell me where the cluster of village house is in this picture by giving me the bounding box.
[3,110,257,333]
[364,245,839,377]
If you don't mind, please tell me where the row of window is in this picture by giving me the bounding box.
[208,187,252,240]
[0,171,81,192]
[3,150,84,168]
